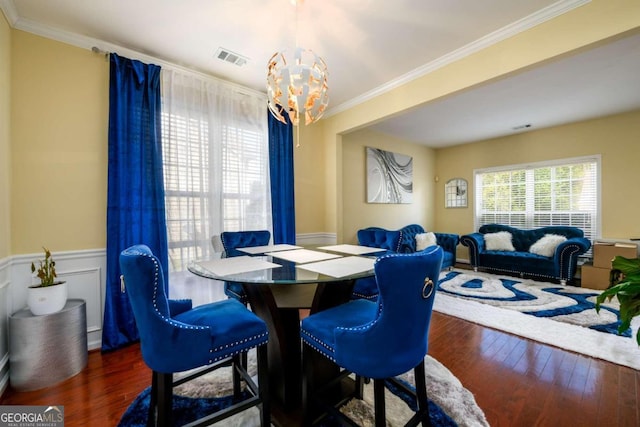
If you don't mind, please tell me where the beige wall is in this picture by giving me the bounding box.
[0,12,10,259]
[341,128,435,244]
[293,122,327,234]
[4,0,640,256]
[435,109,640,243]
[319,0,640,241]
[10,31,109,254]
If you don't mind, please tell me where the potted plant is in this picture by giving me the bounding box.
[595,255,640,345]
[27,247,68,315]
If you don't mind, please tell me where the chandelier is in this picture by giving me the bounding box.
[266,1,329,126]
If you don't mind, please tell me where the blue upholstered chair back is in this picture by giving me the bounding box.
[357,227,401,253]
[397,223,426,253]
[220,230,271,257]
[335,246,443,378]
[120,245,212,373]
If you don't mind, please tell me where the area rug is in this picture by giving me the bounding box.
[118,354,489,427]
[435,269,640,370]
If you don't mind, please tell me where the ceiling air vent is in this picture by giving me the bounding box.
[215,48,248,67]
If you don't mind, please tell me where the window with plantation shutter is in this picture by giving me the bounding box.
[474,156,600,243]
[161,69,271,274]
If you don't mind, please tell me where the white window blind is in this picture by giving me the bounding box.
[474,156,600,242]
[161,70,271,273]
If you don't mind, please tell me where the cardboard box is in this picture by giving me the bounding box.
[580,264,611,290]
[593,242,638,269]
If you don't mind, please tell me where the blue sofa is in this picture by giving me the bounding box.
[353,224,459,300]
[357,224,459,268]
[460,224,591,285]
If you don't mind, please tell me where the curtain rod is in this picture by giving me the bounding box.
[91,46,109,59]
[89,45,266,100]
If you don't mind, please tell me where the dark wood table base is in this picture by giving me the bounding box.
[243,279,356,425]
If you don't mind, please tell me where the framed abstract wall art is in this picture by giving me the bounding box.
[366,147,413,204]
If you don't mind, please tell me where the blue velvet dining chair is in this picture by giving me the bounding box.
[352,226,403,301]
[119,244,270,427]
[300,245,444,427]
[220,230,271,304]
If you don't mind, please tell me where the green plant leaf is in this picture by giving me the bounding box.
[595,256,640,345]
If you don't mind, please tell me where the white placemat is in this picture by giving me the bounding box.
[297,256,375,278]
[317,244,386,256]
[237,244,302,255]
[265,249,342,264]
[197,256,281,276]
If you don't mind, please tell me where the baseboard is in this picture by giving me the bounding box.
[296,232,337,246]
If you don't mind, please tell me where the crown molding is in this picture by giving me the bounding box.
[0,0,18,26]
[325,0,591,118]
[7,9,266,99]
[2,0,590,118]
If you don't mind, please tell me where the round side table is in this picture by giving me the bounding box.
[9,299,88,391]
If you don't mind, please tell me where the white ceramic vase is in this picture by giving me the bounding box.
[27,281,68,316]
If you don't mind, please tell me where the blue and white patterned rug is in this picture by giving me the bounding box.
[434,270,640,369]
[437,270,630,337]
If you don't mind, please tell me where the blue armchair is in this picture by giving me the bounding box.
[220,230,271,304]
[356,226,402,256]
[120,244,270,427]
[301,246,444,426]
[461,224,591,284]
[353,224,459,300]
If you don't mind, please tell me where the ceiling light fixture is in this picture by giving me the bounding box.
[266,0,329,128]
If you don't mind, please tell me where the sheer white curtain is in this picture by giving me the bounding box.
[161,69,271,293]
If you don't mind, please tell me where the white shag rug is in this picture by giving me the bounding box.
[434,271,640,370]
[174,353,489,427]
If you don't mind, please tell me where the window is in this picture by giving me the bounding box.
[161,70,271,273]
[474,156,600,242]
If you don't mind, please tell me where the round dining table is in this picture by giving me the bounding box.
[188,245,378,426]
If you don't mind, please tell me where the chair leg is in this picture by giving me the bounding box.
[373,379,386,427]
[355,375,365,399]
[155,372,173,427]
[302,343,315,425]
[148,372,158,427]
[257,343,270,427]
[232,354,242,398]
[414,361,432,427]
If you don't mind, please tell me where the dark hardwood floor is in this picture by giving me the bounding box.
[2,311,638,426]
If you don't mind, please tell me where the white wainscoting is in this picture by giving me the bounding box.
[0,233,336,395]
[0,257,10,395]
[1,249,106,396]
[8,250,107,350]
[296,232,337,246]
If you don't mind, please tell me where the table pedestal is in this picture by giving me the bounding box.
[244,280,355,426]
[9,299,88,391]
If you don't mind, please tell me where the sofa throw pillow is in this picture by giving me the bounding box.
[529,234,567,257]
[484,231,515,251]
[416,232,437,251]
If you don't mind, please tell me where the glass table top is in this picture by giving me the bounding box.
[188,246,377,285]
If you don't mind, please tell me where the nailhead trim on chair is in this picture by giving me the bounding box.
[351,291,377,301]
[209,331,269,364]
[301,301,386,362]
[301,330,337,362]
[126,248,270,364]
[337,304,383,333]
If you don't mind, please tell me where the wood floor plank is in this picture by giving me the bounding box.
[0,311,637,426]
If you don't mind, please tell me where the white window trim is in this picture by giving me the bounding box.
[473,155,602,238]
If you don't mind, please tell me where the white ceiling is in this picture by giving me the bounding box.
[3,0,639,147]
